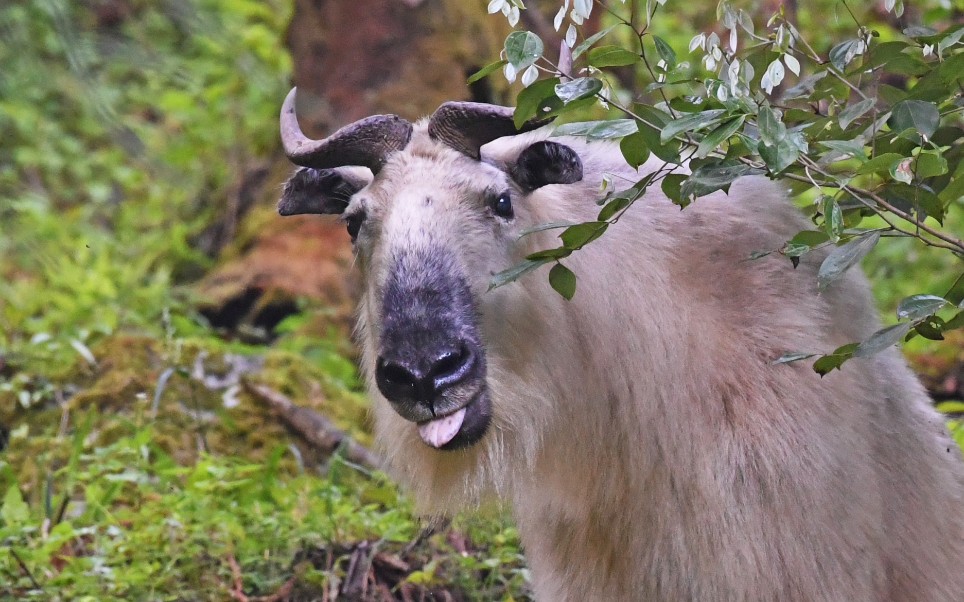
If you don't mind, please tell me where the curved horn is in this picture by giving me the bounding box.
[280,87,413,173]
[428,102,549,160]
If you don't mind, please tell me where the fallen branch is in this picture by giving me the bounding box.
[242,380,384,471]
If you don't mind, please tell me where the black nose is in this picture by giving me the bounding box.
[375,342,475,411]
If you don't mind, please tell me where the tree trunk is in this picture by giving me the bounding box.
[286,0,515,131]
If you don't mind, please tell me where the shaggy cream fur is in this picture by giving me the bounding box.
[340,123,964,601]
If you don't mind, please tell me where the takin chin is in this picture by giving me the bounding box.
[275,88,964,601]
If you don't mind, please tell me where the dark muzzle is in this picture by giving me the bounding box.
[374,248,491,449]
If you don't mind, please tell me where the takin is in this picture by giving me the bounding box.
[276,88,964,601]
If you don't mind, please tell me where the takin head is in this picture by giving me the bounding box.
[277,88,587,470]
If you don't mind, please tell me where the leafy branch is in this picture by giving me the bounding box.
[479,0,963,369]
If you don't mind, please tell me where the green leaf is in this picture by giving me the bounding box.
[944,311,964,332]
[597,197,631,221]
[889,100,940,140]
[771,352,817,365]
[633,104,671,128]
[489,259,548,290]
[819,140,867,161]
[514,78,560,128]
[837,98,875,130]
[572,25,617,60]
[880,182,945,223]
[635,119,681,163]
[518,221,577,238]
[937,25,964,53]
[619,131,650,169]
[896,295,947,321]
[587,45,639,67]
[903,26,938,38]
[505,31,544,70]
[854,323,913,358]
[862,41,913,71]
[661,174,687,207]
[659,109,726,144]
[813,345,857,375]
[1,485,29,527]
[946,273,964,306]
[757,104,787,146]
[914,316,945,341]
[467,60,508,84]
[829,39,862,71]
[817,232,880,291]
[939,162,964,205]
[696,116,745,159]
[937,401,964,416]
[560,221,608,249]
[526,247,573,261]
[889,157,914,184]
[915,151,948,178]
[554,77,603,104]
[653,36,676,67]
[855,153,904,176]
[782,70,828,100]
[759,137,800,174]
[789,230,831,247]
[680,163,756,202]
[781,244,809,266]
[821,197,843,240]
[553,119,638,140]
[549,263,576,300]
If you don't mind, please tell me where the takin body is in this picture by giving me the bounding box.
[277,90,964,601]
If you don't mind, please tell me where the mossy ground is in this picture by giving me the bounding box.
[0,329,531,601]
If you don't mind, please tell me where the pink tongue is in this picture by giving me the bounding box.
[418,407,467,448]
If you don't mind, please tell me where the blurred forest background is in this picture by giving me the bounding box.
[0,0,960,600]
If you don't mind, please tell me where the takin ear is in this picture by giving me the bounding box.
[509,140,583,192]
[278,167,371,216]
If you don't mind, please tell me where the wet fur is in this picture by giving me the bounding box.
[336,123,964,600]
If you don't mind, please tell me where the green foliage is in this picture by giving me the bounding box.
[0,421,528,600]
[483,0,962,372]
[548,263,576,300]
[0,0,292,375]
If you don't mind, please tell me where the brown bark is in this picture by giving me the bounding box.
[285,0,514,133]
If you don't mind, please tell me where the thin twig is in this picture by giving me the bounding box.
[8,548,42,591]
[228,554,248,602]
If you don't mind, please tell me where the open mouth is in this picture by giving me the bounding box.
[416,390,491,451]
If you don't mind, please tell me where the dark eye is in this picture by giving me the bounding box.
[345,211,366,241]
[492,191,513,219]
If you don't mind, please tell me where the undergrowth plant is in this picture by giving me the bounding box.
[0,417,529,600]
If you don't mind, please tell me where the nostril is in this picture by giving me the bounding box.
[380,361,418,388]
[375,358,423,404]
[430,342,474,392]
[429,344,468,380]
